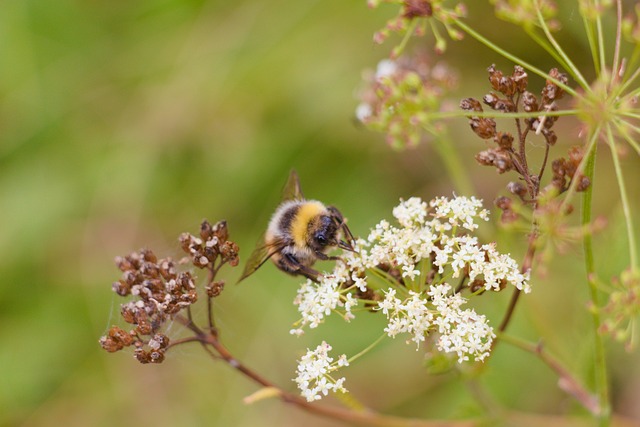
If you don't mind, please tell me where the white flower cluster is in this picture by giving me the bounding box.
[368,197,530,292]
[378,285,494,362]
[291,195,529,336]
[290,196,530,400]
[290,245,368,336]
[378,289,433,347]
[290,276,358,336]
[428,284,495,362]
[294,341,349,402]
[430,195,489,230]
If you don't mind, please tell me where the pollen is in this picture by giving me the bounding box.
[291,201,325,248]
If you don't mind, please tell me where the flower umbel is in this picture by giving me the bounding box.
[99,220,239,364]
[356,55,458,149]
[294,342,349,402]
[291,196,529,365]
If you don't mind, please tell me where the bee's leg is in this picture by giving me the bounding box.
[314,251,341,262]
[340,223,356,246]
[279,253,322,282]
[327,206,356,250]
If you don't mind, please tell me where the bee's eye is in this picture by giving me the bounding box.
[315,235,328,246]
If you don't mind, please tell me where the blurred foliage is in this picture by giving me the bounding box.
[1,1,639,426]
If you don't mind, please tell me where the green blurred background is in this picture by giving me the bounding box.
[1,1,639,426]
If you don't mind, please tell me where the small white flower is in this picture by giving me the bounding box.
[356,102,373,122]
[375,59,398,79]
[294,342,349,401]
[393,197,429,228]
[430,196,489,230]
[377,289,433,348]
[291,273,360,333]
[428,284,495,362]
[471,244,531,293]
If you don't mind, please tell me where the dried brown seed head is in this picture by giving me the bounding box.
[512,65,528,92]
[469,118,497,139]
[507,181,528,198]
[522,91,539,112]
[206,280,226,298]
[495,196,512,210]
[494,132,514,150]
[460,97,483,112]
[112,280,131,296]
[402,0,433,19]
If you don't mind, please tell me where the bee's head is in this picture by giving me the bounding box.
[309,214,339,252]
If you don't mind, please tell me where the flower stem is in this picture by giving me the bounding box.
[452,18,578,97]
[612,118,640,155]
[499,333,600,415]
[348,333,387,364]
[606,125,638,270]
[494,231,536,339]
[581,142,611,425]
[595,0,607,74]
[582,12,600,76]
[533,0,590,90]
[194,328,477,427]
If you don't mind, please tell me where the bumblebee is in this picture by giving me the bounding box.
[238,170,355,282]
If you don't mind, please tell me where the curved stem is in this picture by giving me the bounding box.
[348,334,386,364]
[499,333,599,415]
[197,331,477,427]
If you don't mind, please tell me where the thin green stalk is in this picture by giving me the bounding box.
[525,28,577,83]
[533,0,590,90]
[606,125,639,270]
[611,0,623,88]
[581,142,611,425]
[452,18,578,97]
[431,130,474,195]
[392,19,418,57]
[618,111,640,120]
[348,334,387,364]
[612,118,640,156]
[595,0,607,74]
[616,66,640,97]
[428,109,579,120]
[622,43,640,83]
[582,12,601,75]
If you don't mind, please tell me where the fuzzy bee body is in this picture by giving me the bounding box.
[238,172,354,283]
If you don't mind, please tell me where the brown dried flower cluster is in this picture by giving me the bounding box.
[180,220,239,269]
[99,220,238,364]
[460,64,590,224]
[461,64,567,178]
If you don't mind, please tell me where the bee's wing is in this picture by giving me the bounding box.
[281,169,304,201]
[237,236,287,283]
